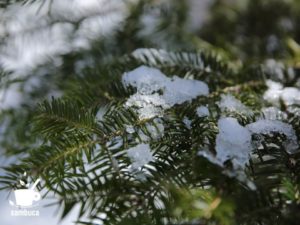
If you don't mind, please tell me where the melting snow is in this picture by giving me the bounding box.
[123,66,209,119]
[125,93,167,119]
[196,106,210,117]
[163,76,209,106]
[200,117,299,170]
[127,143,154,169]
[263,80,300,106]
[246,119,299,154]
[122,66,167,94]
[215,117,252,169]
[218,94,251,115]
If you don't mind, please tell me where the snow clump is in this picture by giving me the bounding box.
[200,117,299,169]
[125,93,167,119]
[215,117,252,169]
[122,66,167,94]
[218,94,252,115]
[163,76,209,106]
[123,66,209,119]
[263,80,300,106]
[127,143,154,170]
[246,120,299,154]
[196,106,210,117]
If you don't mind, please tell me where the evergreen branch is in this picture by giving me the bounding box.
[34,98,100,138]
[127,48,230,76]
[31,139,99,174]
[1,1,300,222]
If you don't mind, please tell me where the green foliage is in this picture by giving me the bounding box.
[168,187,235,225]
[1,0,300,225]
[1,47,299,225]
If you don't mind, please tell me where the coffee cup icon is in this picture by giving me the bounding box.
[14,189,41,207]
[12,178,41,207]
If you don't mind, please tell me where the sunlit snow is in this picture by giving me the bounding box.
[218,94,252,115]
[264,80,300,106]
[215,117,252,168]
[123,66,209,119]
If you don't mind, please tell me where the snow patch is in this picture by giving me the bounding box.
[263,80,300,106]
[199,117,299,171]
[127,143,154,169]
[123,66,209,119]
[199,117,252,169]
[215,117,252,169]
[246,119,299,154]
[218,94,251,115]
[125,125,135,134]
[163,76,209,106]
[125,93,167,119]
[122,66,167,94]
[196,106,210,117]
